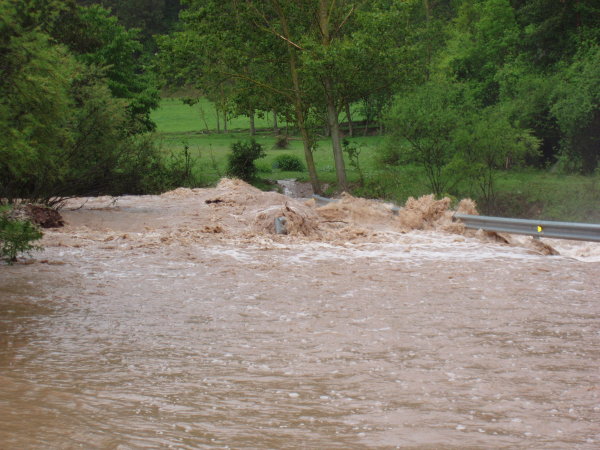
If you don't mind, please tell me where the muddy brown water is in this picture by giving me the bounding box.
[1,183,599,449]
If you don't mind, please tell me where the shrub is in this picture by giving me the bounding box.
[342,139,364,185]
[385,81,463,196]
[110,135,172,195]
[164,143,203,188]
[0,210,43,263]
[226,139,266,181]
[272,154,305,172]
[273,135,290,149]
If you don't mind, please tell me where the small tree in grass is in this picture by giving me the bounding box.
[226,139,266,182]
[455,106,540,211]
[386,82,463,196]
[0,210,43,264]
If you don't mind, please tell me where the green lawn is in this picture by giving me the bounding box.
[152,98,279,133]
[153,97,385,190]
[152,98,600,222]
[157,131,385,190]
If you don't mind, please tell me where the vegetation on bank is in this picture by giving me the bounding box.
[0,207,43,263]
[155,0,600,222]
[0,1,185,204]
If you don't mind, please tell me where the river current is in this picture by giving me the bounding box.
[1,182,599,449]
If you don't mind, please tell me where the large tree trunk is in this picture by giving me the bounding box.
[274,0,320,194]
[319,0,347,191]
[325,78,348,191]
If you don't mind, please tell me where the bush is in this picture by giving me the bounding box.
[0,210,43,263]
[108,135,172,195]
[164,143,203,188]
[273,135,290,149]
[226,139,266,181]
[272,154,305,172]
[385,81,463,196]
[0,4,160,203]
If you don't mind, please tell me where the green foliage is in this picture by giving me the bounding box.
[273,135,290,149]
[342,139,364,185]
[158,0,422,190]
[55,4,160,132]
[110,135,181,194]
[0,210,43,263]
[272,154,305,172]
[254,161,273,174]
[0,29,76,202]
[226,139,266,181]
[386,78,541,209]
[443,0,520,106]
[77,0,182,49]
[513,0,600,69]
[551,44,600,174]
[163,143,203,188]
[385,82,463,196]
[454,106,540,211]
[0,0,163,202]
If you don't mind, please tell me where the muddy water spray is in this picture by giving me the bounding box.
[1,180,599,448]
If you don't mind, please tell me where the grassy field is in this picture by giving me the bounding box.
[152,98,600,222]
[152,98,277,133]
[152,98,382,191]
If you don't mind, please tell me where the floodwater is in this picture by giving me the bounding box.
[1,180,599,449]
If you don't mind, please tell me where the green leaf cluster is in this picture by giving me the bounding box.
[226,139,266,182]
[384,0,599,209]
[0,209,43,264]
[1,0,164,202]
[272,154,305,172]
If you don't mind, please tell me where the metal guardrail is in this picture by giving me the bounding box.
[453,213,600,242]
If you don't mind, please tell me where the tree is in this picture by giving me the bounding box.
[454,105,540,209]
[157,0,322,190]
[1,0,167,202]
[77,0,182,49]
[551,44,600,173]
[442,0,520,106]
[386,81,464,196]
[54,3,160,132]
[512,0,600,70]
[159,0,417,193]
[0,2,75,202]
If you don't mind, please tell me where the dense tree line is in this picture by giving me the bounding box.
[157,0,599,199]
[0,0,170,203]
[2,0,598,205]
[395,0,600,203]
